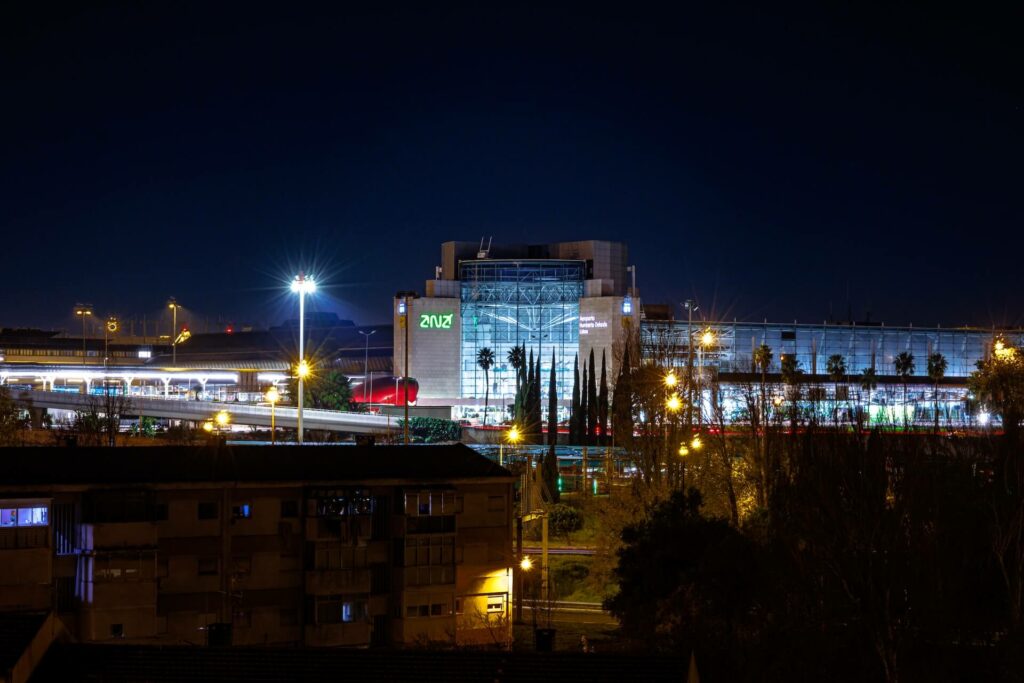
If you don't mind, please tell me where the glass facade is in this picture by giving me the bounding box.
[459,260,584,413]
[642,321,1024,426]
[643,321,1022,378]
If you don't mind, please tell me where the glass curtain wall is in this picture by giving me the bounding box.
[641,320,1023,425]
[459,260,584,421]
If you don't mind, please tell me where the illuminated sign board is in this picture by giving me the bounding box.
[579,315,609,335]
[420,313,454,330]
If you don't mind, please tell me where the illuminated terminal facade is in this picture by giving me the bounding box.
[394,240,640,422]
[396,239,1022,427]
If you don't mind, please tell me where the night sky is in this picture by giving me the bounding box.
[2,2,1020,333]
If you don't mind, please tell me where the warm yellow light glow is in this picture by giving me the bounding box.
[296,360,311,379]
[690,436,703,451]
[701,329,715,347]
[995,339,1017,362]
[773,396,784,406]
[664,371,678,388]
[202,421,214,433]
[678,444,689,457]
[265,386,280,404]
[520,556,533,571]
[508,426,521,443]
[215,410,230,427]
[666,394,682,412]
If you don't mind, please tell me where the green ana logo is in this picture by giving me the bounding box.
[419,313,454,330]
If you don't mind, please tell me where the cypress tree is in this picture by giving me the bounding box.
[544,350,560,502]
[526,349,536,442]
[533,354,543,448]
[612,343,634,449]
[587,349,598,446]
[599,349,609,446]
[580,364,589,446]
[571,354,581,444]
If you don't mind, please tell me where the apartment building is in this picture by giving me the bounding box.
[0,444,514,649]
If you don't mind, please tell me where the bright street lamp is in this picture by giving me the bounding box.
[678,444,689,457]
[215,410,230,428]
[690,435,703,451]
[520,556,533,571]
[290,273,316,444]
[266,386,280,445]
[664,371,678,388]
[666,394,682,413]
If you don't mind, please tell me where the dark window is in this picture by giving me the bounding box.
[198,557,219,575]
[781,330,796,340]
[198,502,218,520]
[280,608,298,626]
[110,623,124,638]
[280,500,298,518]
[153,503,168,521]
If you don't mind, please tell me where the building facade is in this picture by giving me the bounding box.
[394,240,641,422]
[0,444,514,649]
[644,319,1024,426]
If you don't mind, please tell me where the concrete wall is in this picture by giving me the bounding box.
[578,296,641,391]
[394,296,461,401]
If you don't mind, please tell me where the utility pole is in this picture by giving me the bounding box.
[359,329,377,403]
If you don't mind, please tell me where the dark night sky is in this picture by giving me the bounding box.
[1,2,1021,333]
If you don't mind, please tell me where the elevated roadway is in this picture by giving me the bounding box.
[13,390,397,435]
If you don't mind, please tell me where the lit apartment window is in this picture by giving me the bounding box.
[232,503,252,519]
[315,595,366,624]
[486,596,504,613]
[0,506,48,527]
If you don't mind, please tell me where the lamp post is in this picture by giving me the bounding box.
[397,294,412,445]
[682,300,698,430]
[359,329,376,403]
[265,386,280,445]
[167,298,181,366]
[290,273,316,445]
[104,316,118,369]
[74,304,93,365]
[697,328,716,426]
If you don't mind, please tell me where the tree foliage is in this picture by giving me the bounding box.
[290,367,355,412]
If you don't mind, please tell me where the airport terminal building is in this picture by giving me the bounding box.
[395,239,1023,427]
[393,240,640,422]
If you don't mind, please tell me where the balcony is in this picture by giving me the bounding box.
[79,522,157,551]
[304,622,371,647]
[305,568,371,595]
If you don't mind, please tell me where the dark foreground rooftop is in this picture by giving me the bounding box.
[31,644,686,683]
[0,443,511,488]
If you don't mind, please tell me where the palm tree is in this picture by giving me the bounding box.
[826,354,847,424]
[780,354,803,429]
[753,343,773,416]
[507,346,526,386]
[927,352,948,431]
[859,366,877,426]
[476,347,495,427]
[894,352,915,429]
